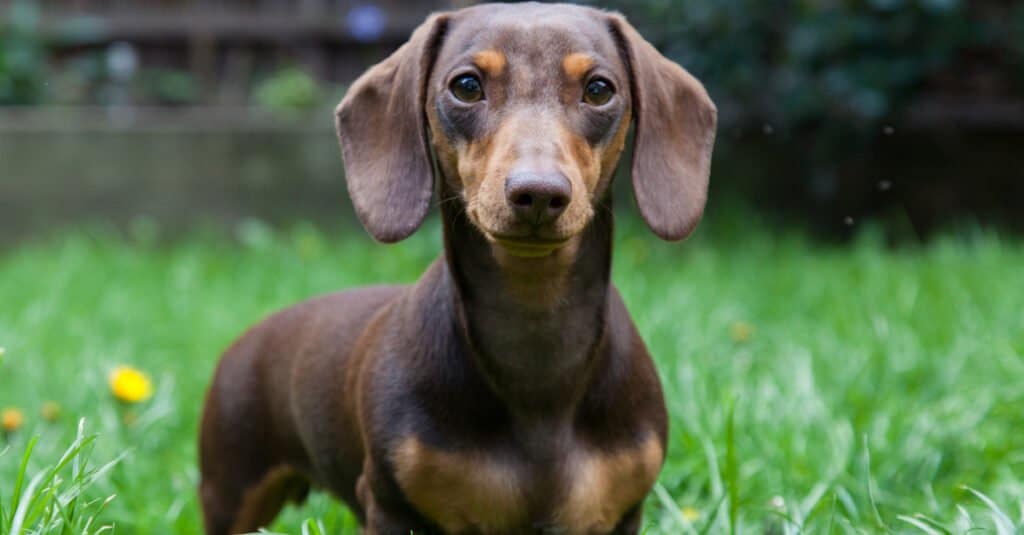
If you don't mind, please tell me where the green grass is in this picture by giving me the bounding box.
[1,215,1022,534]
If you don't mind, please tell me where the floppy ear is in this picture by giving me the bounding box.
[609,15,717,241]
[335,14,449,243]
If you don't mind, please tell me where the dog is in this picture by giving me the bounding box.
[198,3,716,534]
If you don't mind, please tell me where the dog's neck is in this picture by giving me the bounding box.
[440,185,613,421]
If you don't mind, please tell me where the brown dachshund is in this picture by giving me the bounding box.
[199,3,716,534]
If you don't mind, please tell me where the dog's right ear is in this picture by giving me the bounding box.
[335,14,450,243]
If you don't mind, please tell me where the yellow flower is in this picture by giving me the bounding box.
[2,407,24,432]
[108,366,154,403]
[41,401,62,422]
[0,346,6,363]
[730,321,754,343]
[682,506,700,522]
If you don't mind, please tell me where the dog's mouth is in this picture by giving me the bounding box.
[488,234,571,258]
[468,207,576,258]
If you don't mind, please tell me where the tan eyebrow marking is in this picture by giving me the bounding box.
[562,53,594,80]
[473,49,507,77]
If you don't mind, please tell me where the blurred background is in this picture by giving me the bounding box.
[2,0,1022,242]
[2,2,1024,532]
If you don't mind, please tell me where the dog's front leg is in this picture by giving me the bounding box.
[357,472,435,535]
[363,509,428,535]
[610,503,645,535]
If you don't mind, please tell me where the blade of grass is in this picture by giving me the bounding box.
[10,469,48,534]
[9,436,38,521]
[696,493,729,535]
[651,482,699,535]
[898,515,944,535]
[963,486,1016,535]
[725,399,738,535]
[863,435,887,531]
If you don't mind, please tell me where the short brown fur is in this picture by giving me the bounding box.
[199,3,716,534]
[230,466,308,534]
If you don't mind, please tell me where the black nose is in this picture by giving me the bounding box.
[505,171,572,226]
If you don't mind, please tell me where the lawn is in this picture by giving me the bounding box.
[1,215,1022,534]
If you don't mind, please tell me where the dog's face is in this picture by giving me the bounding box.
[425,6,631,257]
[336,3,716,254]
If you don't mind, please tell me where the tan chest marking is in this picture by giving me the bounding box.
[393,438,528,534]
[393,436,663,535]
[556,436,664,534]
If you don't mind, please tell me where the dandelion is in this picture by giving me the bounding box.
[730,321,754,343]
[108,365,154,403]
[682,506,700,522]
[41,400,62,422]
[2,407,24,433]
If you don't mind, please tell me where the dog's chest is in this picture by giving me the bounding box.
[392,434,662,534]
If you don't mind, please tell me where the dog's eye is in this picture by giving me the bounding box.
[583,78,614,106]
[450,74,484,103]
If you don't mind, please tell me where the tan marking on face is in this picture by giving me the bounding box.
[596,106,632,191]
[559,123,602,193]
[473,49,507,77]
[556,437,664,534]
[393,437,528,533]
[431,128,461,188]
[562,52,595,80]
[460,114,529,234]
[458,130,500,204]
[464,114,600,240]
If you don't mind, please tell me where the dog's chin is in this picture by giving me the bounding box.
[491,237,570,258]
[481,229,577,259]
[467,211,584,258]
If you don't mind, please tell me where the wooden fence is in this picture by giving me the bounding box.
[4,0,456,103]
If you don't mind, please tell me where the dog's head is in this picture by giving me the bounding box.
[336,2,716,256]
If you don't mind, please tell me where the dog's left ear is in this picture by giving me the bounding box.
[608,14,717,241]
[335,14,449,243]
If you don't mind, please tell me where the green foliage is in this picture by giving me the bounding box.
[0,0,47,105]
[0,217,1023,533]
[138,68,200,106]
[254,67,322,116]
[596,0,1019,130]
[0,420,120,534]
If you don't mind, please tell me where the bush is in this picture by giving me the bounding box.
[0,0,47,105]
[596,0,1022,131]
[592,0,1024,234]
[253,67,322,117]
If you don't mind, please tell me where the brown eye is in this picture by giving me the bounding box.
[450,74,484,102]
[583,78,614,106]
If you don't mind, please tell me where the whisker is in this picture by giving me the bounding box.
[435,194,463,208]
